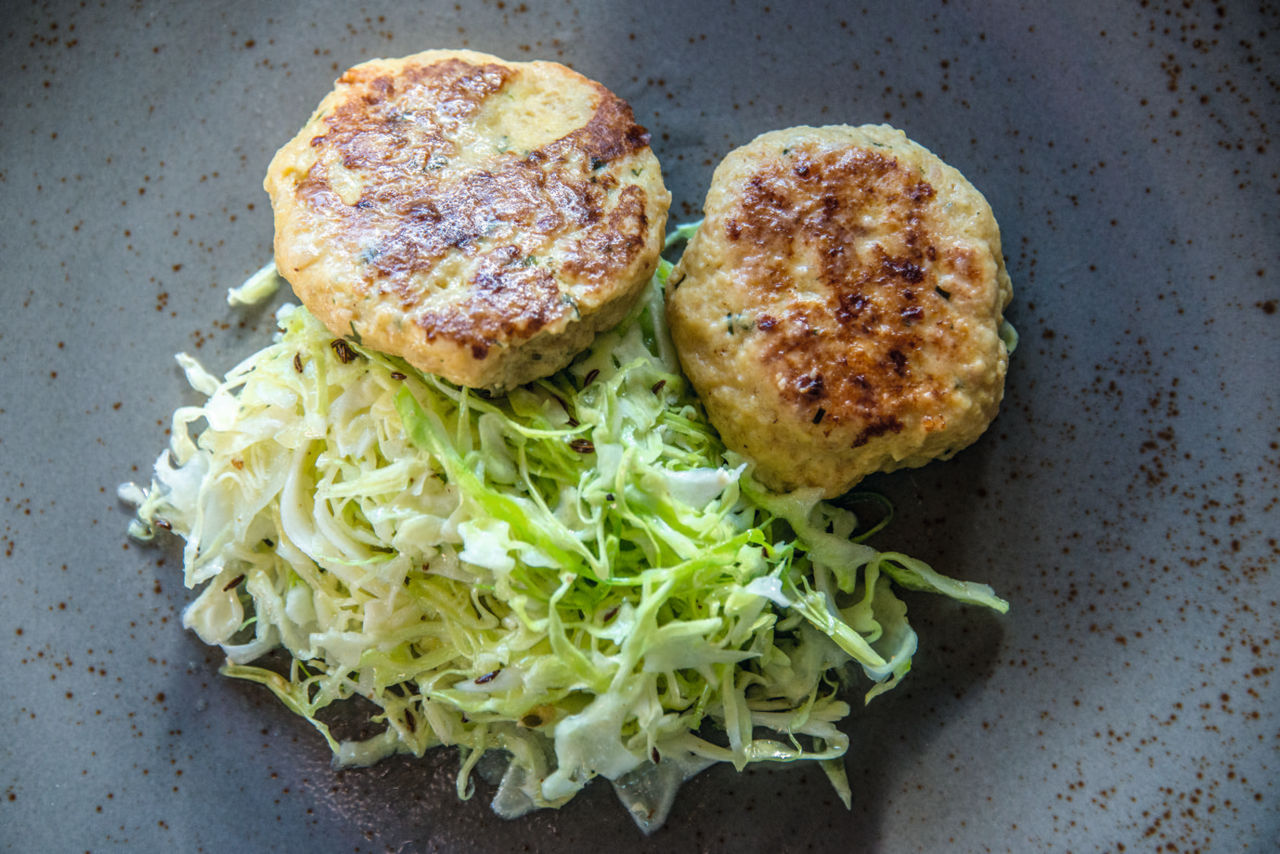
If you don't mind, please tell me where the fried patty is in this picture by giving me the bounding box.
[666,125,1013,497]
[265,49,670,391]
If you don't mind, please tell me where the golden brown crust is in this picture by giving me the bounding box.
[666,125,1012,496]
[265,50,669,390]
[729,146,963,439]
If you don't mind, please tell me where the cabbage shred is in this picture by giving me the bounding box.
[124,259,1006,831]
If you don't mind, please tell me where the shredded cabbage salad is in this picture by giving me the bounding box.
[122,252,1007,832]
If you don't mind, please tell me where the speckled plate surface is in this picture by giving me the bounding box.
[3,1,1276,851]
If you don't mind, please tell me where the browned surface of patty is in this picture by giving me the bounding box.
[266,50,668,389]
[730,146,967,441]
[666,125,1011,496]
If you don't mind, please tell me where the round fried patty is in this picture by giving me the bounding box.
[666,125,1013,497]
[265,49,670,391]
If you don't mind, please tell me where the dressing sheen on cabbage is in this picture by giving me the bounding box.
[122,254,1007,833]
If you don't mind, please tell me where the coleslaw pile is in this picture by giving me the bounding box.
[122,255,1007,831]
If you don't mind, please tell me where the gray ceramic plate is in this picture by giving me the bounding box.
[3,1,1276,850]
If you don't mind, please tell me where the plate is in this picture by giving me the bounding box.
[3,1,1276,850]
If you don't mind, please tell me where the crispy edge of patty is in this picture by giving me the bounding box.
[265,49,669,390]
[666,124,1012,495]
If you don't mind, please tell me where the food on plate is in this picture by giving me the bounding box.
[264,49,670,392]
[666,125,1014,497]
[122,51,1013,833]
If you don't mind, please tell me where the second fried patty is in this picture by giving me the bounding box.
[666,125,1013,497]
[265,49,670,391]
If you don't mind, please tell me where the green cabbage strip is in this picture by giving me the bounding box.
[123,260,1006,832]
